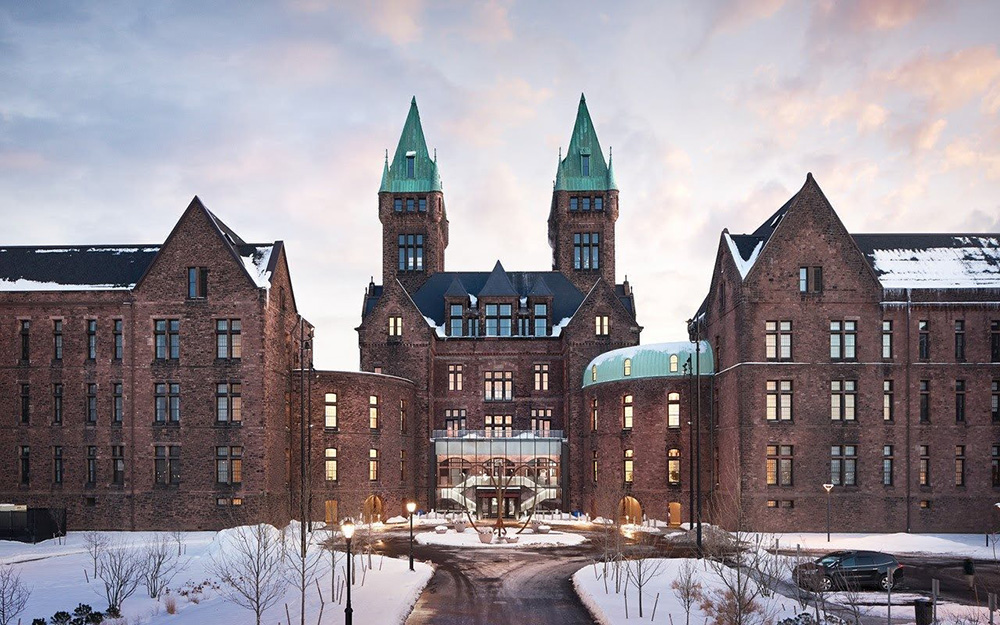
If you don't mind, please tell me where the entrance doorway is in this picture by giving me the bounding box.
[324,500,339,524]
[668,501,682,527]
[362,495,383,523]
[618,496,641,525]
[477,492,518,518]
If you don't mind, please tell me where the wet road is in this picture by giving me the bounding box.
[379,530,602,625]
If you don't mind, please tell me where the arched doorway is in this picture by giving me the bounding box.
[668,501,682,527]
[619,496,641,525]
[362,495,383,524]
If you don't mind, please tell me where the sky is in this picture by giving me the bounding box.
[1,0,999,370]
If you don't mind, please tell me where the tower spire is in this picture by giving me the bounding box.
[554,92,611,191]
[381,97,442,193]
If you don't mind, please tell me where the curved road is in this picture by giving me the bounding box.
[380,530,601,625]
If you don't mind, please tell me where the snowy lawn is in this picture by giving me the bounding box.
[0,525,433,625]
[414,527,586,548]
[760,532,1000,559]
[574,557,805,625]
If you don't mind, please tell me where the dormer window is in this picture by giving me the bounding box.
[533,303,548,337]
[406,152,415,178]
[581,154,590,176]
[485,304,513,337]
[449,304,463,337]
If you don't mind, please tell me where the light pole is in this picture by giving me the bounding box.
[342,520,355,625]
[407,501,417,571]
[823,483,834,542]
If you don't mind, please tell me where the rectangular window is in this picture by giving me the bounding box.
[882,445,894,486]
[993,445,1000,487]
[581,154,590,176]
[483,304,512,337]
[325,448,338,481]
[830,321,857,360]
[216,319,242,359]
[397,234,424,272]
[570,197,579,211]
[187,267,208,298]
[573,232,600,270]
[86,319,97,360]
[154,445,180,485]
[595,315,609,336]
[388,315,403,337]
[400,399,407,432]
[919,380,930,422]
[20,320,30,362]
[19,446,29,484]
[449,305,463,337]
[113,319,123,360]
[766,444,793,486]
[112,445,125,485]
[112,382,122,424]
[830,445,857,486]
[485,414,513,437]
[216,382,242,423]
[154,320,180,360]
[919,444,930,486]
[216,446,243,484]
[86,383,97,424]
[533,303,548,337]
[992,321,1000,362]
[534,364,549,391]
[667,448,681,485]
[400,449,407,481]
[20,384,30,424]
[993,381,1000,423]
[765,380,793,421]
[918,320,930,359]
[667,392,681,428]
[590,398,598,432]
[155,383,180,423]
[324,393,337,429]
[53,446,63,484]
[394,198,402,212]
[595,197,603,211]
[882,320,892,359]
[592,450,598,483]
[883,380,894,421]
[955,380,966,422]
[830,380,857,421]
[799,266,823,293]
[530,408,552,435]
[369,395,379,429]
[582,197,591,211]
[444,409,467,436]
[406,155,415,177]
[954,320,966,361]
[955,445,965,487]
[622,394,634,429]
[765,321,792,360]
[418,198,427,212]
[369,449,379,481]
[623,449,634,483]
[484,371,513,401]
[448,364,463,391]
[53,320,63,360]
[52,383,63,425]
[86,446,97,485]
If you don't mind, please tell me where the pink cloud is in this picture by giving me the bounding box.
[709,0,790,34]
[816,0,932,32]
[882,45,1000,113]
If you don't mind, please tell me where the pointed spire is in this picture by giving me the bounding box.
[527,275,553,297]
[381,97,443,193]
[607,145,618,191]
[478,260,517,297]
[379,149,390,192]
[444,276,469,298]
[555,93,611,192]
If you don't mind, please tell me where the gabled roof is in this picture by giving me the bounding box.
[478,261,517,297]
[380,97,443,193]
[555,94,616,192]
[444,277,469,298]
[528,275,553,297]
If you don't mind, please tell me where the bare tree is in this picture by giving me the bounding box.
[169,529,185,556]
[592,476,628,592]
[318,529,343,603]
[624,535,665,618]
[671,558,704,625]
[96,538,144,611]
[142,535,184,599]
[83,531,109,579]
[0,566,30,625]
[209,523,286,625]
[281,523,323,625]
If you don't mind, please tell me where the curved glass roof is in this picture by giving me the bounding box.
[582,341,714,387]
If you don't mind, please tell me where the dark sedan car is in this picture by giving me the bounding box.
[794,550,903,591]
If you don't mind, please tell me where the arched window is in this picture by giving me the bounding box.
[623,358,632,376]
[669,354,679,373]
[667,448,681,485]
[667,392,680,428]
[591,365,597,382]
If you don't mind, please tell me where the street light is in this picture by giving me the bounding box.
[406,501,417,572]
[342,520,355,625]
[823,484,834,542]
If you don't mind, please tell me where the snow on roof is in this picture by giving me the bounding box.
[237,245,274,288]
[724,232,762,279]
[0,279,133,291]
[859,236,1000,289]
[0,245,160,292]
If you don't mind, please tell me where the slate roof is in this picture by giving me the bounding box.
[0,245,160,290]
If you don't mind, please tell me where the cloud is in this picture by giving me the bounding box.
[708,0,790,34]
[440,77,553,147]
[943,138,1000,179]
[330,0,425,45]
[461,0,514,44]
[882,45,1000,113]
[815,0,931,32]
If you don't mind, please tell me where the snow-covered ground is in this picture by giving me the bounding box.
[415,526,586,548]
[762,532,1000,559]
[0,526,433,625]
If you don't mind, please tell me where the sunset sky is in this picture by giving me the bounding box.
[2,1,999,369]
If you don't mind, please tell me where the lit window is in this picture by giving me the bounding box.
[369,395,379,429]
[667,392,680,428]
[216,382,242,423]
[882,320,893,359]
[667,448,681,485]
[388,315,403,337]
[669,354,678,372]
[485,414,513,437]
[830,380,857,421]
[325,448,337,481]
[369,449,379,481]
[484,371,513,401]
[324,393,337,429]
[595,315,609,336]
[623,358,632,376]
[448,364,463,391]
[919,444,930,486]
[765,380,793,421]
[622,394,633,429]
[623,449,634,483]
[216,446,243,484]
[534,364,549,391]
[765,321,792,360]
[766,444,793,486]
[883,380,894,421]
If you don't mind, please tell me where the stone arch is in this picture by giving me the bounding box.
[362,494,384,524]
[619,495,642,525]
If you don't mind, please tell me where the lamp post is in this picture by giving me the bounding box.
[407,501,417,571]
[342,520,355,625]
[823,484,834,542]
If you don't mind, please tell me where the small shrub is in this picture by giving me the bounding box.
[164,593,178,614]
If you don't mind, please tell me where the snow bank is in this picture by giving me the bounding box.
[764,532,1000,559]
[415,527,586,548]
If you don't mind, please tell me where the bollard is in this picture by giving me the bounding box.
[915,599,933,625]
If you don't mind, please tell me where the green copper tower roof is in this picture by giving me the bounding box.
[555,94,616,192]
[380,97,443,193]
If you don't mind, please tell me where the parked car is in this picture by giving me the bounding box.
[793,550,903,591]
